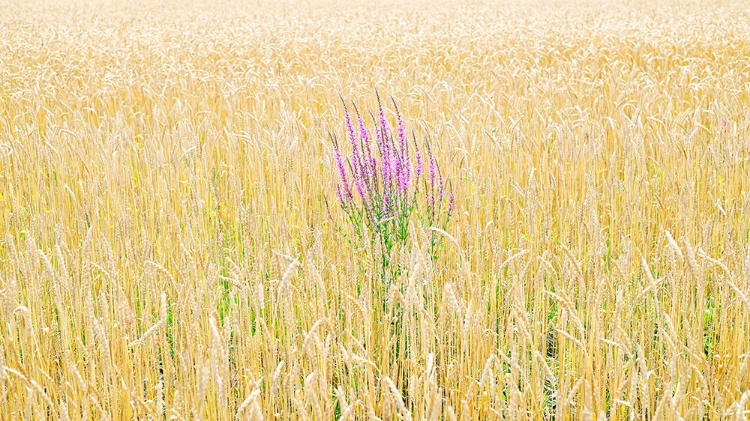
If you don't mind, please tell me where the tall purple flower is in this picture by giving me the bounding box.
[355,177,367,204]
[396,153,407,195]
[429,156,437,193]
[345,111,357,145]
[379,104,389,140]
[335,148,352,203]
[373,112,393,195]
[394,105,413,195]
[358,116,376,181]
[415,150,423,180]
[438,174,445,201]
[397,113,407,157]
[381,144,390,189]
[336,185,346,207]
[402,154,411,194]
[383,137,395,195]
[345,110,364,181]
[359,116,370,143]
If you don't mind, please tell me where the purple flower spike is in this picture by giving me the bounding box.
[335,149,347,182]
[345,111,357,145]
[336,185,345,206]
[358,116,375,180]
[396,154,407,195]
[345,111,364,180]
[391,149,401,194]
[379,106,389,141]
[359,116,370,143]
[393,106,410,194]
[415,150,423,180]
[397,113,407,155]
[335,149,352,202]
[438,174,445,201]
[355,178,367,204]
[381,141,391,191]
[403,154,411,192]
[373,113,385,151]
[429,157,437,192]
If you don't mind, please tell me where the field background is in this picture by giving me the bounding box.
[2,0,750,419]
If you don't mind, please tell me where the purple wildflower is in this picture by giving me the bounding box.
[373,113,392,194]
[378,101,393,192]
[397,113,407,156]
[438,174,445,201]
[358,116,375,180]
[379,106,389,139]
[391,154,404,194]
[415,150,423,180]
[381,140,391,192]
[391,148,401,196]
[402,153,411,193]
[403,155,411,191]
[345,111,357,146]
[336,185,345,206]
[345,111,364,180]
[429,157,437,192]
[355,177,367,204]
[396,153,407,195]
[373,112,385,151]
[359,116,371,143]
[335,149,352,202]
[392,102,412,196]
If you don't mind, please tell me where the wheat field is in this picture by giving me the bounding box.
[1,0,750,419]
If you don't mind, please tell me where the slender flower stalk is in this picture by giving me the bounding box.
[429,157,437,194]
[357,112,376,183]
[415,149,423,180]
[438,174,445,201]
[336,185,346,207]
[355,177,367,205]
[334,145,352,204]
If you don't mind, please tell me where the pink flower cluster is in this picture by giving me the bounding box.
[332,95,454,228]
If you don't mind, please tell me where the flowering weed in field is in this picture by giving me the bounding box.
[330,94,454,281]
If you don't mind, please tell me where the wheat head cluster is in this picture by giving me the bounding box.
[1,0,749,419]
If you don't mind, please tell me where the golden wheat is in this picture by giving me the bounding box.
[1,0,750,419]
